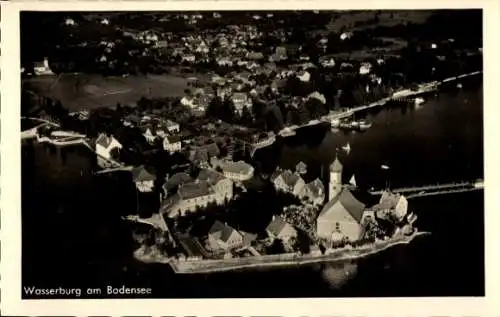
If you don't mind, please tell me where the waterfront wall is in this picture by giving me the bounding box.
[167,232,428,273]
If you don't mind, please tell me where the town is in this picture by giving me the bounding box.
[21,10,483,273]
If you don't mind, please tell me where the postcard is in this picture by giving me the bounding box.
[1,0,499,315]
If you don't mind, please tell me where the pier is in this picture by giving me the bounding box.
[370,179,484,198]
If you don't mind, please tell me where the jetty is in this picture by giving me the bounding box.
[370,180,484,198]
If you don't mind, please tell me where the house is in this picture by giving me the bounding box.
[182,54,196,63]
[271,170,306,196]
[359,62,372,75]
[65,18,76,26]
[207,221,243,252]
[180,96,196,108]
[266,215,297,242]
[232,92,252,114]
[161,169,233,218]
[163,135,182,153]
[33,57,54,76]
[163,172,193,197]
[299,178,325,206]
[373,191,408,221]
[165,120,180,134]
[297,70,311,82]
[307,91,326,105]
[131,165,156,193]
[316,188,366,242]
[340,31,353,41]
[189,143,220,166]
[95,133,122,161]
[142,126,157,144]
[220,161,254,181]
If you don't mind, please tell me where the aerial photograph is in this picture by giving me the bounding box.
[20,10,484,298]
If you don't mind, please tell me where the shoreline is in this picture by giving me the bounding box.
[135,231,430,274]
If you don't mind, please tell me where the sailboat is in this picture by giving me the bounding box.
[342,142,351,154]
[349,174,357,187]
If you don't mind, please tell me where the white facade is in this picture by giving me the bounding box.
[163,138,182,153]
[34,57,54,76]
[136,180,155,193]
[96,136,122,160]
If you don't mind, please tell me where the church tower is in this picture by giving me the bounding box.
[329,156,343,201]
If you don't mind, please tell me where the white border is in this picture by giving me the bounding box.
[2,1,500,316]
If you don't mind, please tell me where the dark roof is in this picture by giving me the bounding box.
[306,178,324,197]
[266,216,290,236]
[131,165,156,182]
[198,169,226,185]
[209,220,238,242]
[165,135,181,143]
[165,172,192,191]
[280,170,303,188]
[319,188,366,223]
[178,182,211,200]
[241,231,257,245]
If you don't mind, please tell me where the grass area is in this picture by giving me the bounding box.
[23,72,206,111]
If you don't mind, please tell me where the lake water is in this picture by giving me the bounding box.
[22,77,484,298]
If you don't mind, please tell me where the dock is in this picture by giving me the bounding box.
[370,180,484,198]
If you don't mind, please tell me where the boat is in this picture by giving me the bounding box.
[414,97,425,105]
[349,175,357,187]
[342,142,351,153]
[358,120,372,130]
[381,164,390,170]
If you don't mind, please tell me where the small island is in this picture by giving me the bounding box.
[129,156,427,274]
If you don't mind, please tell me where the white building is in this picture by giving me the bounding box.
[272,170,306,197]
[165,120,180,134]
[207,221,243,252]
[374,191,409,221]
[297,70,311,82]
[220,161,254,181]
[95,133,122,160]
[359,62,372,75]
[317,188,366,242]
[163,135,182,153]
[33,57,54,76]
[131,166,156,193]
[329,157,343,201]
[161,169,233,218]
[266,215,297,243]
[340,31,353,41]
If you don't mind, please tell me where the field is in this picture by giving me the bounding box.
[23,72,202,111]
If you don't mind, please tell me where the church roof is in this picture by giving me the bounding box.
[330,157,343,172]
[318,188,365,223]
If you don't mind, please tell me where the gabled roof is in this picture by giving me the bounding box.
[319,188,366,223]
[330,157,343,172]
[198,169,226,185]
[306,178,324,197]
[131,165,156,182]
[209,220,240,242]
[96,133,118,149]
[279,170,303,188]
[164,172,192,192]
[266,215,292,236]
[178,182,211,200]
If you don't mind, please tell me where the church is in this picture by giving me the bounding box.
[316,157,367,242]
